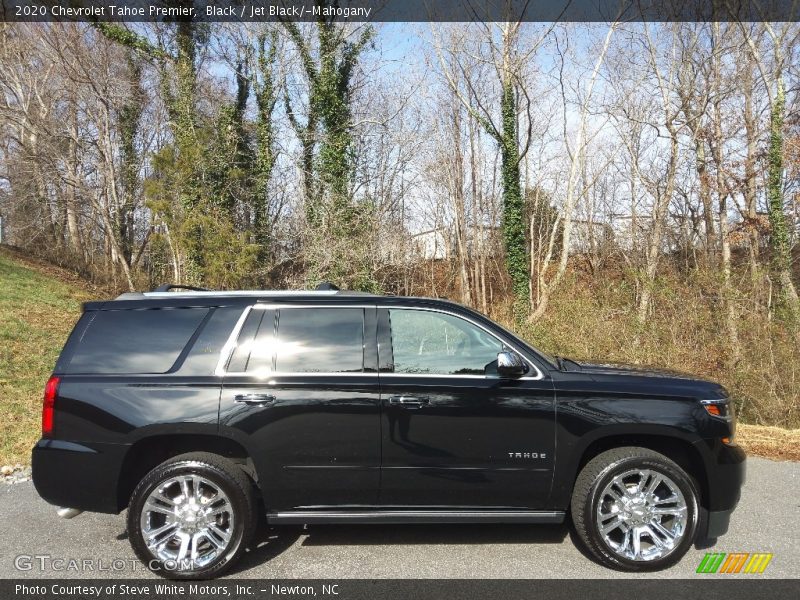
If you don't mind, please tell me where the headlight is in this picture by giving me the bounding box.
[700,398,733,421]
[700,398,736,444]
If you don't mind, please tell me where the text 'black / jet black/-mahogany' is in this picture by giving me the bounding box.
[32,284,745,579]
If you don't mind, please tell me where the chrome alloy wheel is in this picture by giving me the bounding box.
[140,475,234,568]
[595,468,688,562]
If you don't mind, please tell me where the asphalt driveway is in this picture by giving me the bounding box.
[0,456,797,579]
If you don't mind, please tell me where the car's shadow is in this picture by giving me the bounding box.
[231,517,715,575]
[230,521,569,574]
[299,523,569,546]
[232,524,303,573]
[564,520,718,567]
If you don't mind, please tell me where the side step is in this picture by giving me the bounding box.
[267,510,565,525]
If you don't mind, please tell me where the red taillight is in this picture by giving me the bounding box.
[42,376,60,438]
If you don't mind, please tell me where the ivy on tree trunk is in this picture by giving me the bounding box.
[500,80,529,318]
[283,14,377,291]
[253,31,279,264]
[766,81,800,320]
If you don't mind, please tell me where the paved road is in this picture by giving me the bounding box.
[0,457,797,579]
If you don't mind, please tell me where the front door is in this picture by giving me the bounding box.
[378,307,555,508]
[219,304,380,510]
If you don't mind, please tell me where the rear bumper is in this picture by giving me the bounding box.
[32,439,126,514]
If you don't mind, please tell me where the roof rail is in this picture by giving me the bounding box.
[152,284,211,293]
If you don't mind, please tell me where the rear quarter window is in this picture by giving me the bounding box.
[66,308,208,374]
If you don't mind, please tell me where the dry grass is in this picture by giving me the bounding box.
[515,268,800,429]
[736,424,800,461]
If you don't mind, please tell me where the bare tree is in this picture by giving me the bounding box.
[739,20,800,321]
[530,21,619,321]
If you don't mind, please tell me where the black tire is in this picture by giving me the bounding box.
[127,452,256,580]
[570,447,699,571]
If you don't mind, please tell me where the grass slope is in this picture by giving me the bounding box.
[0,248,95,465]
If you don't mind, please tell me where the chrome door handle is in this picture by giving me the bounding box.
[233,393,275,405]
[388,395,430,408]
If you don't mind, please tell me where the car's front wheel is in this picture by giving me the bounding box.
[127,452,256,579]
[571,446,699,571]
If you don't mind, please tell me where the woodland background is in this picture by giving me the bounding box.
[1,16,799,428]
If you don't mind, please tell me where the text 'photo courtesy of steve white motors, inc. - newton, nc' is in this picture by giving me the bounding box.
[14,583,337,597]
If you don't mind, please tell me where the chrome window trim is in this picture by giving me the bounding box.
[214,305,257,376]
[252,303,376,310]
[215,303,545,381]
[379,372,539,380]
[227,372,377,378]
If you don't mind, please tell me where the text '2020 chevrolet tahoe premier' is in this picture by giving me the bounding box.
[32,285,745,579]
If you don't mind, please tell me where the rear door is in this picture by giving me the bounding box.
[219,304,380,510]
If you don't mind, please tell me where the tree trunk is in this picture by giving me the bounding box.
[530,21,617,321]
[65,99,83,256]
[742,52,760,279]
[637,131,679,323]
[450,106,471,305]
[693,139,716,264]
[766,77,800,319]
[499,79,528,317]
[711,22,741,363]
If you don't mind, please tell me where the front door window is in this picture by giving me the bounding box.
[388,309,505,376]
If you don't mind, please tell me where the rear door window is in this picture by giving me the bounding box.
[223,307,365,375]
[274,308,364,373]
[67,308,208,374]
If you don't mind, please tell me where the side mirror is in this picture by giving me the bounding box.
[497,351,527,378]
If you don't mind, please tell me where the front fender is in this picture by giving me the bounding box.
[549,393,708,509]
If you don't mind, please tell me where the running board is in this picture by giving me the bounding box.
[267,510,565,525]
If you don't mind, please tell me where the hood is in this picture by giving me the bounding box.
[569,360,708,381]
[553,357,729,399]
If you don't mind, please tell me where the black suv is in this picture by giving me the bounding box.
[32,285,745,578]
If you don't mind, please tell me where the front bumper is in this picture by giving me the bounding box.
[706,508,733,538]
[694,438,746,510]
[693,438,746,538]
[32,439,126,514]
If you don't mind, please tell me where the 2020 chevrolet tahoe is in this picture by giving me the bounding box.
[32,285,745,578]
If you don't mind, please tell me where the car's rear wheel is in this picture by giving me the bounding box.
[571,447,699,571]
[127,452,256,579]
